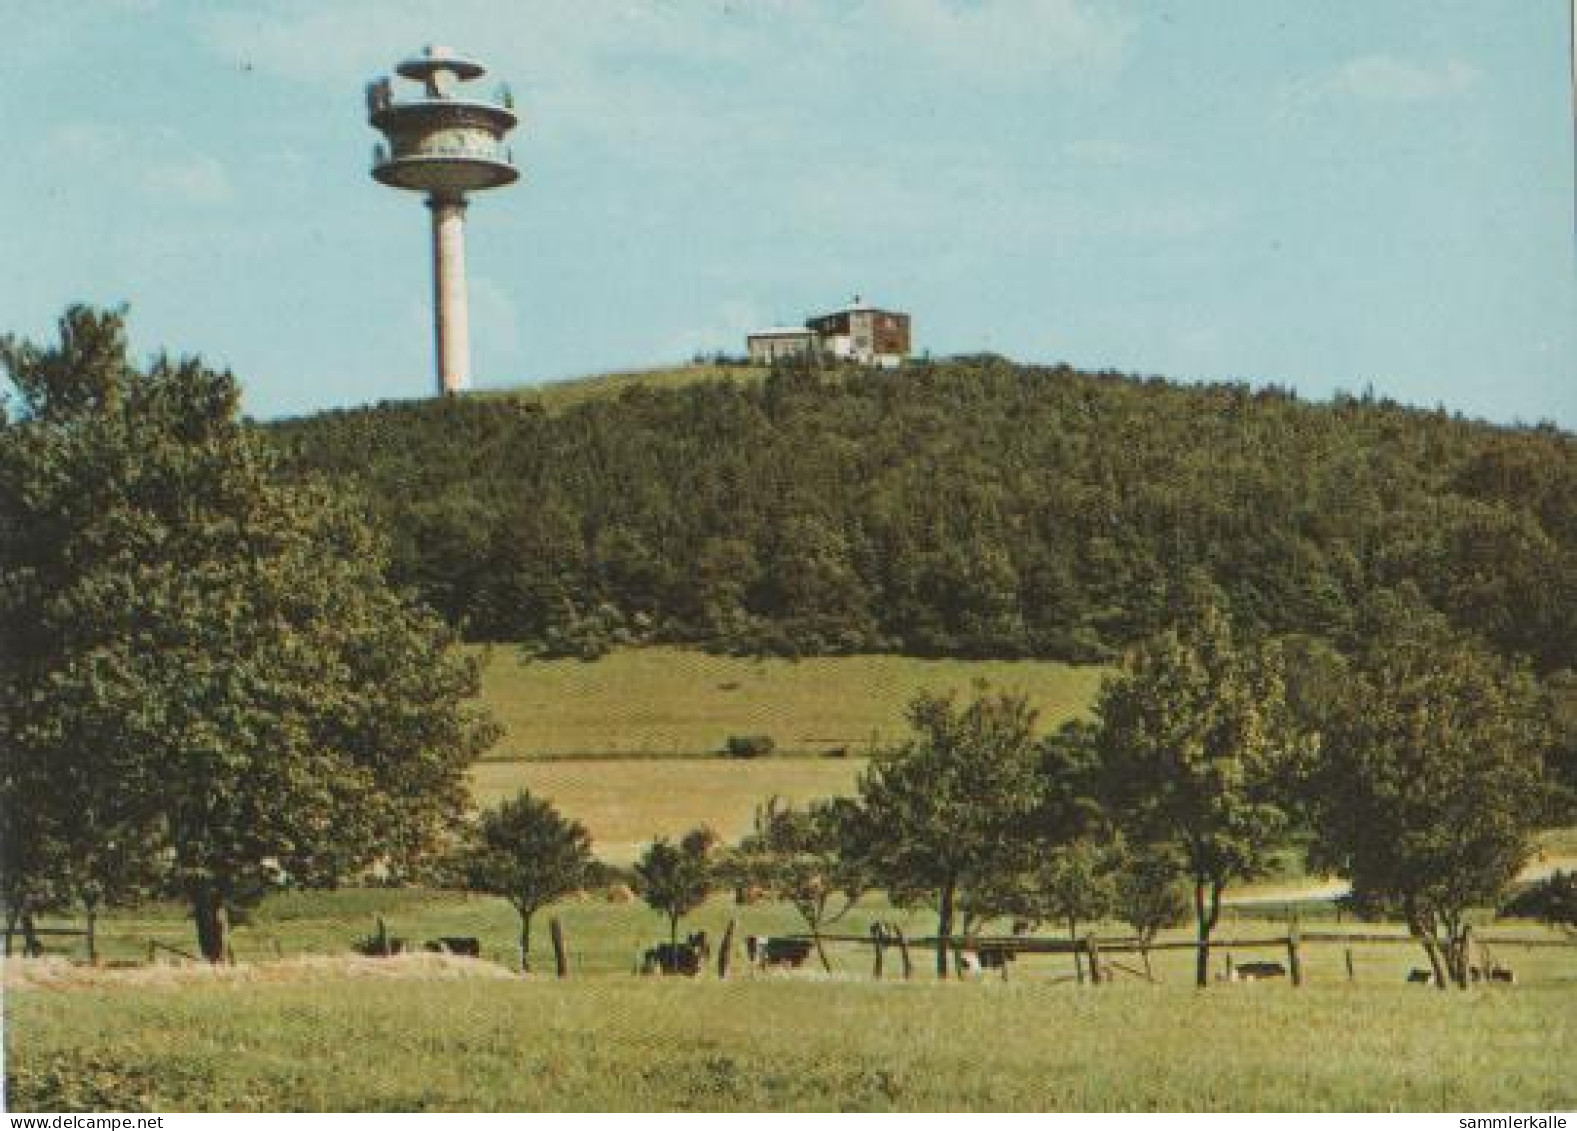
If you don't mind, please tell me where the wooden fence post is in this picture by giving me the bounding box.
[870,923,885,980]
[1454,925,1473,990]
[718,918,736,979]
[1286,929,1303,987]
[549,917,568,978]
[86,909,98,966]
[1344,948,1355,982]
[892,924,913,980]
[1086,936,1103,985]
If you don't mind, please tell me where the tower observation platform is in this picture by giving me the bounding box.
[367,46,520,395]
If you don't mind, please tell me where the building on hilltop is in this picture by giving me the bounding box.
[747,298,911,368]
[745,326,818,365]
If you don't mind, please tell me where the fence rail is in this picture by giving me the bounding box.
[772,925,1577,988]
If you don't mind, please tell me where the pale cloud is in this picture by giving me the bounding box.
[41,123,233,207]
[190,0,1134,191]
[43,122,124,162]
[469,274,522,362]
[197,1,1131,90]
[141,154,234,206]
[859,0,1134,84]
[1062,138,1146,167]
[661,297,766,359]
[1327,55,1480,103]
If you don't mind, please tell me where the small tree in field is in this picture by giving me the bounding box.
[1037,840,1116,945]
[635,827,717,946]
[1113,845,1190,979]
[1308,611,1552,988]
[968,838,1117,982]
[1114,847,1190,947]
[458,791,593,972]
[1501,872,1577,935]
[1094,600,1302,987]
[847,687,1043,978]
[730,796,864,971]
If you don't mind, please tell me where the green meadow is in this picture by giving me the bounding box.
[465,647,1107,858]
[10,885,1576,1111]
[470,758,865,864]
[10,965,1575,1111]
[473,646,1108,760]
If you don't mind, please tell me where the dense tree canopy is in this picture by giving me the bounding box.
[269,358,1577,682]
[0,307,498,960]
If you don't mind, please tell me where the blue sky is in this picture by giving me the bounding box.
[4,1,1573,425]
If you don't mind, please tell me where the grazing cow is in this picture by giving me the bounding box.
[641,931,709,976]
[1408,965,1515,986]
[1230,961,1287,982]
[424,936,481,957]
[744,935,813,970]
[974,945,1016,971]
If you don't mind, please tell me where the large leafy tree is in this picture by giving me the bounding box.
[457,791,593,972]
[0,307,498,961]
[1094,600,1301,986]
[848,687,1043,978]
[1307,606,1552,987]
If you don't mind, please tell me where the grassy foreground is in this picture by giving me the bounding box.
[474,646,1106,759]
[8,971,1574,1111]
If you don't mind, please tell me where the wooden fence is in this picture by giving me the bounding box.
[765,925,1577,987]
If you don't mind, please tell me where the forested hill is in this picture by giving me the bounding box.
[269,358,1576,671]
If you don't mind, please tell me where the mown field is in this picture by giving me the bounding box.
[471,758,864,864]
[9,965,1575,1111]
[465,647,1104,858]
[472,646,1107,759]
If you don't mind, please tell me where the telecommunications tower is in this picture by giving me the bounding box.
[367,46,519,395]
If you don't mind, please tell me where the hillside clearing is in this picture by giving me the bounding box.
[492,363,762,413]
[469,757,863,863]
[473,646,1107,760]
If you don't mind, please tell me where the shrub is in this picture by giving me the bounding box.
[723,735,775,759]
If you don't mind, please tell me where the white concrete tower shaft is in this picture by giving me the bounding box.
[368,46,519,398]
[428,195,471,395]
